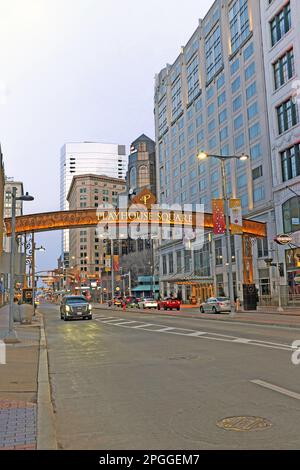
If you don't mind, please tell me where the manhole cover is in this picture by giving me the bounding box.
[217,416,272,432]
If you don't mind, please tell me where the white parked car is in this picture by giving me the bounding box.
[138,298,158,309]
[199,297,231,313]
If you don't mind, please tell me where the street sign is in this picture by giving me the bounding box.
[274,234,293,245]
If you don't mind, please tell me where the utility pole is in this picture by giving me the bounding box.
[111,239,114,299]
[6,187,18,343]
[31,232,35,317]
[220,159,235,316]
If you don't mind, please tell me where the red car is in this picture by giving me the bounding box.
[158,298,181,311]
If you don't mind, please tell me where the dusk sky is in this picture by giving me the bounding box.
[0,0,214,272]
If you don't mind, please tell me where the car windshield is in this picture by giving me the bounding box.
[216,297,229,301]
[65,297,87,304]
[145,298,154,301]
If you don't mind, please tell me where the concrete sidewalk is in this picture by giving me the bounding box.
[0,305,40,450]
[92,302,300,329]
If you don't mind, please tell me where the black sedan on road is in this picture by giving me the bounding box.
[60,295,92,321]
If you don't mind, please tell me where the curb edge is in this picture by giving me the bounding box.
[37,314,57,450]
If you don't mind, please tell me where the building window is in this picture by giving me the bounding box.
[207,102,215,116]
[252,165,263,180]
[139,165,148,187]
[244,42,254,61]
[208,119,216,133]
[231,58,240,75]
[129,167,136,188]
[205,24,223,82]
[234,114,243,130]
[257,237,269,258]
[247,101,259,120]
[176,250,182,273]
[253,186,265,202]
[215,239,223,265]
[246,82,257,100]
[187,56,200,103]
[235,133,244,149]
[162,255,167,275]
[237,173,247,188]
[233,95,242,112]
[282,197,300,233]
[194,242,211,276]
[219,108,227,124]
[220,127,228,141]
[250,142,261,160]
[245,62,255,81]
[158,96,167,136]
[168,253,174,274]
[277,97,299,134]
[270,2,291,47]
[281,143,300,182]
[231,76,241,94]
[217,74,225,89]
[184,250,192,272]
[273,49,295,90]
[249,122,260,141]
[218,91,226,107]
[171,78,182,120]
[229,0,251,54]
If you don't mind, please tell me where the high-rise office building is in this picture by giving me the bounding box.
[67,173,126,275]
[260,0,300,295]
[60,142,127,256]
[154,0,299,303]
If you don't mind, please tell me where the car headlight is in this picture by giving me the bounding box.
[66,305,70,312]
[88,304,92,310]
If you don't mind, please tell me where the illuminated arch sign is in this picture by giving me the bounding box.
[4,207,266,238]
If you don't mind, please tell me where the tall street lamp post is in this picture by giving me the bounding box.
[4,188,34,343]
[32,237,45,317]
[197,152,249,316]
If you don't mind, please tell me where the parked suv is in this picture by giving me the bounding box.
[60,295,92,321]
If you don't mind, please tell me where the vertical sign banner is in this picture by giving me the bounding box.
[212,199,226,234]
[229,199,243,234]
[105,255,111,272]
[113,255,119,272]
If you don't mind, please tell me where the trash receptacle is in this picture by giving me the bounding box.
[243,284,258,311]
[19,303,33,324]
[13,303,22,322]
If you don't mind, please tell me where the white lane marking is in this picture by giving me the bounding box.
[249,338,293,348]
[233,338,251,343]
[186,331,208,337]
[251,379,300,401]
[155,327,175,332]
[95,316,117,321]
[132,323,155,329]
[96,317,292,352]
[101,319,123,323]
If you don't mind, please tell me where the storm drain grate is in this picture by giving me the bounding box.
[217,416,272,432]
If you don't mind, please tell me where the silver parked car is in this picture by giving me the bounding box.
[199,297,231,314]
[60,295,92,321]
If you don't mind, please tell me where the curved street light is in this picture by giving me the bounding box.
[4,188,34,343]
[196,151,249,316]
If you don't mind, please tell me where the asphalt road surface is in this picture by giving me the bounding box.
[42,303,300,450]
